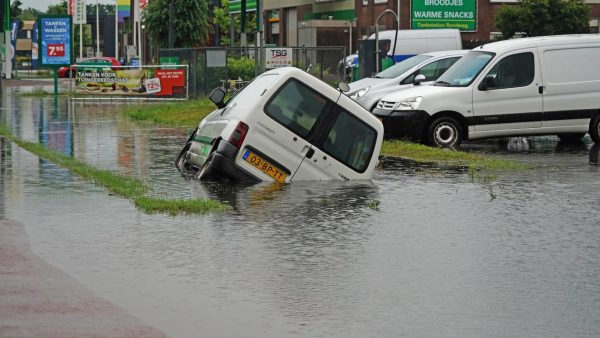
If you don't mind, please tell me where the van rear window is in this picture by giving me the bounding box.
[322,110,377,173]
[265,79,329,138]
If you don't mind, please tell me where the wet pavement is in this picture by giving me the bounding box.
[1,84,600,337]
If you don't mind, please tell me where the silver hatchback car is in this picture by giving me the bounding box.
[347,50,468,111]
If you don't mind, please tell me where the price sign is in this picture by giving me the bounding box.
[144,78,162,94]
[39,16,72,67]
[47,43,65,57]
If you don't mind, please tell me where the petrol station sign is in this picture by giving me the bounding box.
[38,15,72,67]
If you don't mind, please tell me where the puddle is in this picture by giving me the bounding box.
[1,89,600,337]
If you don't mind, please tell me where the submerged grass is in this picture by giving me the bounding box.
[0,125,231,215]
[122,98,215,127]
[134,196,232,216]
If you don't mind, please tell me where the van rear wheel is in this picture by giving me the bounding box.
[175,142,192,172]
[426,116,463,148]
[196,153,215,181]
[590,116,600,143]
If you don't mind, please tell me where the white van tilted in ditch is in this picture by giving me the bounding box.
[373,34,600,147]
[176,67,383,182]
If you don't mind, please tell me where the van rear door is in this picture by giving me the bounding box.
[240,77,333,182]
[292,96,381,181]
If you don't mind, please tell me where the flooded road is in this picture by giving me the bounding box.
[1,85,600,337]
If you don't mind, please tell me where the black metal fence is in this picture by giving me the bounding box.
[158,46,347,98]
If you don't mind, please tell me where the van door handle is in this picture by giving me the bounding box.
[305,148,315,159]
[538,86,544,94]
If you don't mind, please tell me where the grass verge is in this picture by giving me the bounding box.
[381,140,531,172]
[0,125,231,215]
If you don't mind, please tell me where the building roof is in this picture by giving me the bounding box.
[23,21,35,30]
[16,39,32,51]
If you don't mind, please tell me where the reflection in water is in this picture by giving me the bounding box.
[590,144,600,165]
[507,136,529,151]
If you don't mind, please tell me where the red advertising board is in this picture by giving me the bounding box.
[74,66,187,98]
[155,69,186,96]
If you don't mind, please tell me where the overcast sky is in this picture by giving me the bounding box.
[20,0,116,12]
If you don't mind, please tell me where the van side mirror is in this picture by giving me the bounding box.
[209,87,226,108]
[338,82,350,92]
[480,75,496,91]
[414,74,427,85]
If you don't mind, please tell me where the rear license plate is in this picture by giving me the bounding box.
[242,149,287,183]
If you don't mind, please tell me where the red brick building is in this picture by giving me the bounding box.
[264,0,600,51]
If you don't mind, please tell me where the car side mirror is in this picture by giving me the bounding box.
[414,74,427,85]
[209,87,226,108]
[338,82,350,92]
[480,75,496,91]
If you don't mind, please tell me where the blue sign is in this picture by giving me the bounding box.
[32,20,39,68]
[10,19,19,62]
[38,16,72,67]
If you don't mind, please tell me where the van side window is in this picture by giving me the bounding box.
[323,110,377,172]
[401,57,461,84]
[265,79,329,138]
[485,52,534,89]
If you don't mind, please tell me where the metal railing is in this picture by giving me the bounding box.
[158,46,347,98]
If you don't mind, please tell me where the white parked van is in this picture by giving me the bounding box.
[176,67,383,182]
[341,29,462,72]
[348,50,467,111]
[373,34,600,147]
[369,29,462,63]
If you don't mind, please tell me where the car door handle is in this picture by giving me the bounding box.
[538,86,544,94]
[305,148,315,159]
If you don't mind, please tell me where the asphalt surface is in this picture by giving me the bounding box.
[0,220,168,338]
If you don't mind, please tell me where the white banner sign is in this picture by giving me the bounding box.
[266,48,292,69]
[144,78,162,94]
[73,0,87,24]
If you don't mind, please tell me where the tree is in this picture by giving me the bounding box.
[86,3,115,16]
[19,8,41,21]
[496,0,590,39]
[10,0,22,20]
[142,0,212,48]
[46,0,68,15]
[212,0,257,46]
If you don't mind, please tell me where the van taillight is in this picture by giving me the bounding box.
[228,122,249,149]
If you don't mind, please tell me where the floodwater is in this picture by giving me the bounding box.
[1,85,600,337]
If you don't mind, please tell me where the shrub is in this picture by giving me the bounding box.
[227,57,255,80]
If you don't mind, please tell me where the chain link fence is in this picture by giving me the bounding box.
[158,46,347,98]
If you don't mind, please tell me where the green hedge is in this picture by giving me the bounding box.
[227,57,255,80]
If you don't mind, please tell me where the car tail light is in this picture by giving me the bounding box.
[228,122,249,149]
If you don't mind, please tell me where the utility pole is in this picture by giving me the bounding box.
[96,0,100,56]
[4,0,12,79]
[168,1,173,48]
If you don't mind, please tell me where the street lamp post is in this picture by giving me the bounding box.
[375,9,399,74]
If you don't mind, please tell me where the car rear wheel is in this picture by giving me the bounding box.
[426,116,463,148]
[589,115,600,143]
